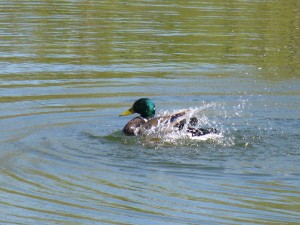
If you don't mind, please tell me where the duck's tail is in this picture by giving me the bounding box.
[187,127,218,136]
[174,116,217,136]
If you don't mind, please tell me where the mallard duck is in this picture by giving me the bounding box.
[119,98,217,136]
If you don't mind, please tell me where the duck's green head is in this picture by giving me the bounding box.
[119,98,156,119]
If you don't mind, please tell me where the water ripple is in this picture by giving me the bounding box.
[1,0,300,224]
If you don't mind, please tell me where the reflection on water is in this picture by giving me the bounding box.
[0,0,300,224]
[0,0,299,79]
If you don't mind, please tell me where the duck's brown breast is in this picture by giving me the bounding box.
[122,117,146,136]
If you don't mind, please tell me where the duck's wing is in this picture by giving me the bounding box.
[135,110,218,136]
[141,110,189,130]
[121,111,189,136]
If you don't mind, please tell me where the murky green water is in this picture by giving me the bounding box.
[1,0,300,224]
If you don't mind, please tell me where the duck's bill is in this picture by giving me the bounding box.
[119,107,135,116]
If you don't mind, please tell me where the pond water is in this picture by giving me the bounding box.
[0,0,300,224]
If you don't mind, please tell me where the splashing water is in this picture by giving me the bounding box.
[104,99,250,148]
[136,102,233,146]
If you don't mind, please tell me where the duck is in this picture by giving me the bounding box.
[119,98,217,136]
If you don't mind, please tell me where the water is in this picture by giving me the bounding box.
[1,0,300,224]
